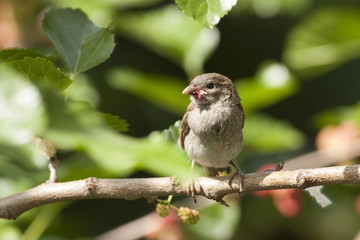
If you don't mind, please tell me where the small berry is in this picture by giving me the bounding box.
[156,203,171,217]
[177,207,199,224]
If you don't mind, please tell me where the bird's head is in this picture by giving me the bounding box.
[182,73,240,106]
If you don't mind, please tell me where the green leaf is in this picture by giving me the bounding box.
[8,57,72,92]
[176,0,237,28]
[115,5,219,77]
[39,90,138,176]
[108,67,188,115]
[42,8,115,73]
[41,91,193,178]
[162,120,181,143]
[0,49,45,62]
[235,61,298,113]
[137,132,198,179]
[101,113,129,132]
[283,7,360,77]
[243,113,305,151]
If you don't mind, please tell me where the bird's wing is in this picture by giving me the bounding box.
[179,102,195,150]
[238,103,245,128]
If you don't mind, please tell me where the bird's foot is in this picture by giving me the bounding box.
[229,160,245,193]
[187,177,203,204]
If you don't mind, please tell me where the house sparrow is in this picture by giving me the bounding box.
[180,73,245,201]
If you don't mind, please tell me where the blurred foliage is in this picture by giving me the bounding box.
[115,5,220,77]
[184,201,241,240]
[0,0,359,240]
[244,113,305,152]
[108,67,188,115]
[314,101,360,127]
[284,7,360,78]
[235,60,299,113]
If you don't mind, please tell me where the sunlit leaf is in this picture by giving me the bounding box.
[8,57,72,92]
[115,5,219,77]
[235,61,298,113]
[244,113,305,151]
[42,8,115,73]
[108,67,188,115]
[283,7,360,77]
[176,0,237,28]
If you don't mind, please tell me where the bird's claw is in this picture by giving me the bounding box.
[228,169,244,192]
[187,178,198,203]
[229,160,245,193]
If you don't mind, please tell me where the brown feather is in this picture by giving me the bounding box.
[238,103,245,128]
[179,102,195,150]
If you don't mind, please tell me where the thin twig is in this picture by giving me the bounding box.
[1,164,359,220]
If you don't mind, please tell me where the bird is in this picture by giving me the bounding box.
[179,73,245,203]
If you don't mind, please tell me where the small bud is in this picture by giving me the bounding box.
[156,203,171,217]
[35,138,56,159]
[177,207,199,224]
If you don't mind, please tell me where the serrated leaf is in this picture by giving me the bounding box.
[102,113,129,132]
[0,49,45,62]
[8,57,72,92]
[42,8,115,73]
[283,7,360,77]
[115,5,219,76]
[176,0,237,28]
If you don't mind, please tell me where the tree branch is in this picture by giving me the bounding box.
[1,164,360,220]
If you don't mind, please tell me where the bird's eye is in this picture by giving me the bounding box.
[206,82,215,89]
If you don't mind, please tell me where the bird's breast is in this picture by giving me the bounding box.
[185,103,243,168]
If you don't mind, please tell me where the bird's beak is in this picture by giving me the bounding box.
[182,85,198,95]
[182,85,207,100]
